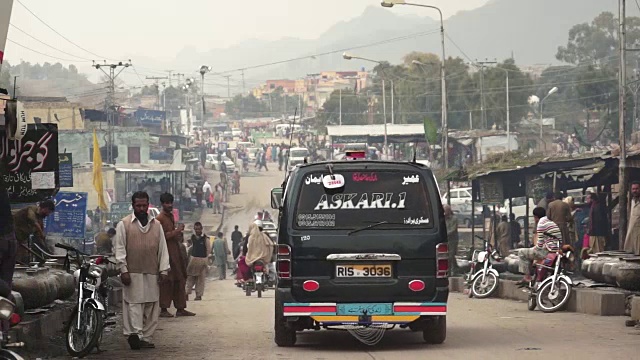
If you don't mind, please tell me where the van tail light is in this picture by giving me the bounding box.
[277,245,291,279]
[10,313,21,326]
[436,243,449,278]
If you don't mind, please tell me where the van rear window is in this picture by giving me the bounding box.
[293,170,433,230]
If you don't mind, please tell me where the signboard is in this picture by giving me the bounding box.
[218,142,228,153]
[0,124,59,203]
[332,136,368,145]
[44,191,88,240]
[135,109,166,127]
[527,175,551,203]
[110,202,132,224]
[59,153,73,187]
[478,176,504,205]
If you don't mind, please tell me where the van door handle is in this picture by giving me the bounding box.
[326,254,401,261]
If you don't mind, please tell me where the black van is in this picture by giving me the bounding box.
[270,160,449,347]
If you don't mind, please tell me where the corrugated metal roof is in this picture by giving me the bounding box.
[327,124,424,137]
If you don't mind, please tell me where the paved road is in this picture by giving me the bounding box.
[51,168,640,359]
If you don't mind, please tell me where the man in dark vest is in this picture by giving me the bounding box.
[185,222,211,301]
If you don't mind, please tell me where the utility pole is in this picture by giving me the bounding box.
[173,73,184,86]
[241,69,246,121]
[166,70,174,86]
[93,60,131,164]
[339,88,342,126]
[382,79,388,157]
[505,70,510,151]
[146,76,168,110]
[477,60,497,129]
[307,73,320,112]
[619,0,629,249]
[391,80,395,125]
[223,75,231,99]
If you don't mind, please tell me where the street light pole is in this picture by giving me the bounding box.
[381,0,447,167]
[343,52,388,157]
[199,65,211,123]
[539,87,558,151]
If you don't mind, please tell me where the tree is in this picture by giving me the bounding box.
[319,89,369,125]
[224,94,267,119]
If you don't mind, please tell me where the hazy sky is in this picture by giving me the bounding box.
[5,0,489,68]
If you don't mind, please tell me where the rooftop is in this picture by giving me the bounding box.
[115,163,187,172]
[327,124,425,137]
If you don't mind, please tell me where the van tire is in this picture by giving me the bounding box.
[422,316,446,344]
[274,299,296,347]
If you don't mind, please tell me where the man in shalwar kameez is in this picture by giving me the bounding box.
[624,181,640,255]
[114,191,170,350]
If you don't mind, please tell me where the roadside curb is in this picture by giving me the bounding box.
[449,276,631,316]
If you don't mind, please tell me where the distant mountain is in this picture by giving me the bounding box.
[132,0,630,95]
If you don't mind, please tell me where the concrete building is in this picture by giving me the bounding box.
[19,96,84,130]
[59,127,151,165]
[69,164,117,211]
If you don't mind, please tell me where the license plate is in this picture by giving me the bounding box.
[335,264,392,278]
[83,283,95,291]
[255,276,263,284]
[337,303,393,315]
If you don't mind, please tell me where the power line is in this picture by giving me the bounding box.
[16,0,112,61]
[5,38,92,62]
[9,23,93,61]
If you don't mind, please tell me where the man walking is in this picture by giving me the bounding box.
[625,181,640,255]
[495,215,511,257]
[212,232,230,280]
[231,225,243,260]
[156,193,195,318]
[185,222,211,301]
[114,191,170,350]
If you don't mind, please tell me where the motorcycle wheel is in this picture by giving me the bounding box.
[470,272,498,299]
[257,285,263,298]
[527,293,537,311]
[245,284,252,296]
[536,279,572,313]
[65,304,104,358]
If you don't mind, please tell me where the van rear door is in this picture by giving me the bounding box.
[285,166,446,304]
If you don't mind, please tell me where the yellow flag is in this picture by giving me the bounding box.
[92,129,107,211]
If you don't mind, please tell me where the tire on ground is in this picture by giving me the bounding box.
[422,315,446,344]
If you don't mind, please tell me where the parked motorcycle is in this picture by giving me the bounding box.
[466,235,501,298]
[525,233,575,313]
[0,296,24,360]
[56,243,114,358]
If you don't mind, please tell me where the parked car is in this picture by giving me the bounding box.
[452,204,483,228]
[441,187,473,207]
[205,154,236,173]
[231,128,242,138]
[499,197,535,227]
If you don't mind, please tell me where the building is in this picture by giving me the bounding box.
[19,96,84,130]
[59,127,151,165]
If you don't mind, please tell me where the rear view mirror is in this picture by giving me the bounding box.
[271,188,283,209]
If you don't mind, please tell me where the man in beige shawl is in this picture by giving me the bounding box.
[624,181,640,255]
[245,221,275,268]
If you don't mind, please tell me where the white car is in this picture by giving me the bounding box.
[262,221,278,239]
[287,147,310,170]
[231,128,242,138]
[205,154,236,173]
[441,187,473,207]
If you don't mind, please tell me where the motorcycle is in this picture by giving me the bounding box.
[466,235,501,298]
[245,261,268,298]
[55,243,114,358]
[525,232,575,313]
[0,296,24,360]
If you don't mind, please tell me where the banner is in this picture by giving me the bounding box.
[44,191,88,240]
[59,153,73,187]
[135,109,166,127]
[0,123,59,203]
[0,0,13,66]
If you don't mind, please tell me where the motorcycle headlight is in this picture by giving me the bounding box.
[89,265,103,279]
[0,297,16,321]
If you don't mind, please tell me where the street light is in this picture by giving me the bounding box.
[539,86,558,150]
[198,66,211,123]
[343,52,388,157]
[382,0,448,169]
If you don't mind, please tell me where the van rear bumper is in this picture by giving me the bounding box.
[276,288,448,326]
